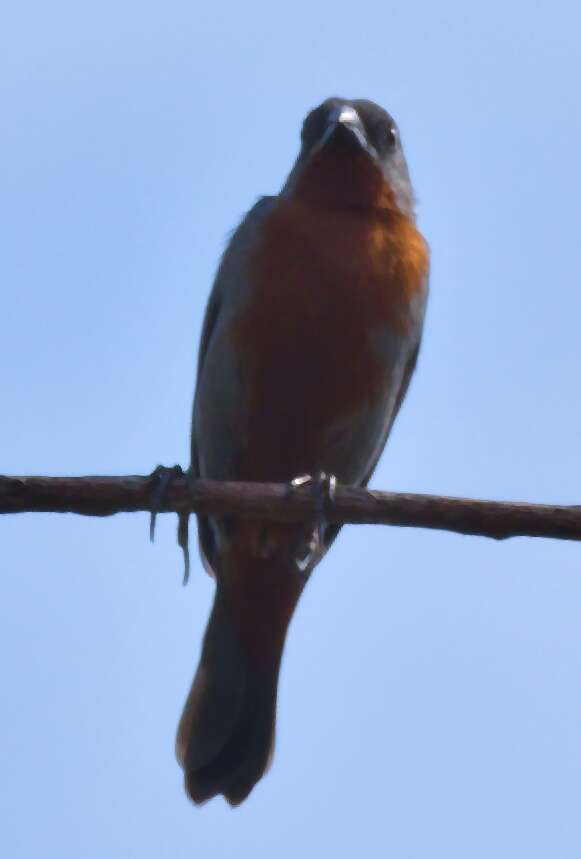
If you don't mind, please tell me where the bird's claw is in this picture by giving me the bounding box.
[177,510,191,587]
[149,464,185,543]
[289,471,337,554]
[148,464,191,586]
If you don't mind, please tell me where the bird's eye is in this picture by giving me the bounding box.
[386,125,398,149]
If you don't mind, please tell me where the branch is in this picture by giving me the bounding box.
[1,473,581,543]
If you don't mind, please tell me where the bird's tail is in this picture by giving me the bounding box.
[176,556,303,806]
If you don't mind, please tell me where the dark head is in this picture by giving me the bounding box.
[283,97,415,218]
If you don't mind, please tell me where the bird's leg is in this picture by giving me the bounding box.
[289,471,337,555]
[149,464,191,585]
[149,464,185,542]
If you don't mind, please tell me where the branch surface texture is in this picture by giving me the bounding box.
[1,474,580,543]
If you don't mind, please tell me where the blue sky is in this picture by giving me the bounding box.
[2,1,581,856]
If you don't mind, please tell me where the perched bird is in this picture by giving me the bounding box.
[176,97,429,806]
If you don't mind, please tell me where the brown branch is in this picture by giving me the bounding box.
[1,473,581,543]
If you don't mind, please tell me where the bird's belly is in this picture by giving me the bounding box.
[230,272,410,483]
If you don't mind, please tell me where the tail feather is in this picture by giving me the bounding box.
[183,672,278,806]
[176,582,287,806]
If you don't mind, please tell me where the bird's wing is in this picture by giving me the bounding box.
[191,196,276,571]
[192,195,277,413]
[320,266,429,555]
[318,339,422,554]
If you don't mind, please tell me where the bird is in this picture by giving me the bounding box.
[175,97,429,806]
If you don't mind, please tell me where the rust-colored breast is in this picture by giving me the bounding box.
[229,174,428,482]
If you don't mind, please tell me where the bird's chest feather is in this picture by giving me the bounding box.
[229,198,427,477]
[234,200,425,402]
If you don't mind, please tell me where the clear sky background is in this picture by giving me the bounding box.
[2,1,581,856]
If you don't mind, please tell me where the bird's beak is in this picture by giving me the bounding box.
[313,105,378,161]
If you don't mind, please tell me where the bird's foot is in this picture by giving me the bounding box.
[289,471,337,556]
[149,464,184,542]
[148,464,191,586]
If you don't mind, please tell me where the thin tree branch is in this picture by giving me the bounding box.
[1,473,581,543]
